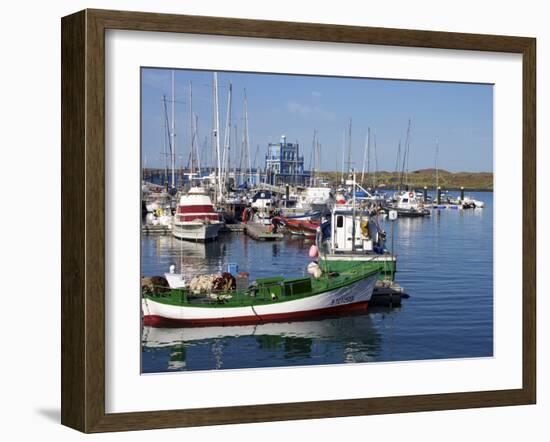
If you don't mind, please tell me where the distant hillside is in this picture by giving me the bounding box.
[317,169,493,190]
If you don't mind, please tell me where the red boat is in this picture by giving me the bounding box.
[279,217,320,238]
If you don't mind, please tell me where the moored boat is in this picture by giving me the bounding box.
[317,206,397,280]
[278,210,321,221]
[279,216,320,238]
[460,195,485,208]
[142,267,379,327]
[384,190,430,217]
[295,186,334,214]
[249,190,276,224]
[172,187,223,242]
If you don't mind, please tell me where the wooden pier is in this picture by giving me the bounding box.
[244,222,284,241]
[141,224,171,235]
[220,223,246,233]
[430,204,462,210]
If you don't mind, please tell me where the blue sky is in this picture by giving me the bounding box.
[141,68,493,172]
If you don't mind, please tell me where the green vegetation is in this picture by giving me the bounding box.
[318,168,493,191]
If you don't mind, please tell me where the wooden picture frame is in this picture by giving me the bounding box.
[61,8,536,433]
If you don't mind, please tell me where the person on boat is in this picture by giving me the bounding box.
[241,205,252,224]
[270,216,283,234]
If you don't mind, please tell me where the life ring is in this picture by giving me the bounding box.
[408,192,414,198]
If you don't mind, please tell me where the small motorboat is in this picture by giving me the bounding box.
[384,190,430,218]
[278,216,320,238]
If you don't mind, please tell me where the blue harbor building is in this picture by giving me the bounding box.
[265,135,310,186]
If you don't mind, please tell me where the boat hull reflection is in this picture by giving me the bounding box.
[141,311,387,371]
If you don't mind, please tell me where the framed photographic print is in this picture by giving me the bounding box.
[61,9,536,433]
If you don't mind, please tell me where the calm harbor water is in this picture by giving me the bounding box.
[141,191,493,373]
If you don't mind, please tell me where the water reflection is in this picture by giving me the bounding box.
[142,311,383,372]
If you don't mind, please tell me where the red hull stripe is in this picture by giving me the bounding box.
[284,219,320,228]
[143,300,369,327]
[177,205,215,214]
[285,221,317,237]
[178,214,219,222]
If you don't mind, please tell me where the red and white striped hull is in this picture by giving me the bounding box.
[142,272,378,327]
[172,221,222,242]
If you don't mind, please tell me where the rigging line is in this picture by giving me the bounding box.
[161,98,187,105]
[250,304,263,321]
[394,138,401,176]
[163,96,173,156]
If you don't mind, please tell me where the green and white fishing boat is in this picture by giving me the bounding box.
[142,266,379,327]
[316,174,396,280]
[316,207,396,279]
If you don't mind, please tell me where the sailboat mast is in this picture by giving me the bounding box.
[221,82,232,195]
[213,73,222,199]
[317,142,321,181]
[361,128,370,184]
[189,80,194,182]
[401,118,411,189]
[194,114,202,176]
[395,138,402,191]
[294,138,298,185]
[171,71,176,189]
[373,133,378,188]
[311,130,317,185]
[351,171,356,253]
[254,145,260,182]
[367,127,371,187]
[347,118,352,173]
[435,137,439,190]
[233,123,238,180]
[162,95,168,187]
[340,130,345,183]
[243,89,252,185]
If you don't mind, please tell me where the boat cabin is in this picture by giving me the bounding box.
[328,209,385,254]
[251,190,274,210]
[394,190,422,210]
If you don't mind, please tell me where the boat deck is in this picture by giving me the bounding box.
[142,224,171,235]
[244,222,284,241]
[220,223,246,233]
[144,267,378,309]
